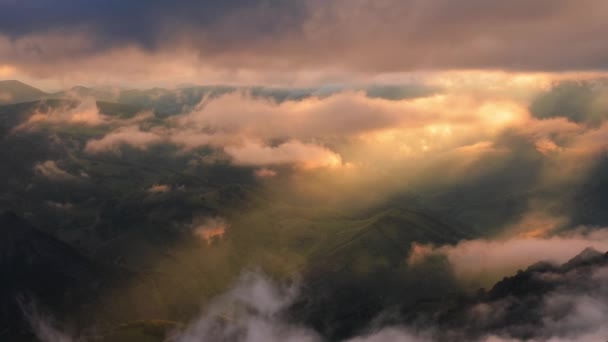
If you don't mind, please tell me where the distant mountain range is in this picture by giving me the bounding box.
[0,80,228,115]
[0,80,439,115]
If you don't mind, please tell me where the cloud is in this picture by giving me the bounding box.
[501,211,568,238]
[225,140,342,169]
[172,91,421,140]
[345,327,431,342]
[84,125,163,153]
[2,1,608,85]
[0,64,17,77]
[172,271,321,342]
[147,184,171,193]
[84,125,343,169]
[463,251,608,341]
[18,299,76,342]
[55,76,606,233]
[192,217,229,245]
[34,160,76,180]
[529,80,608,126]
[89,92,397,168]
[83,88,527,171]
[534,138,562,155]
[75,79,608,214]
[0,1,308,53]
[18,97,107,128]
[255,168,278,178]
[408,229,608,284]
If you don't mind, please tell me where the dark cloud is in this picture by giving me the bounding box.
[530,80,608,126]
[2,0,608,76]
[0,0,308,51]
[569,154,608,226]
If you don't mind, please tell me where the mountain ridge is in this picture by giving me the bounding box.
[0,80,47,105]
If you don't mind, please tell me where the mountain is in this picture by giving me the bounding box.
[47,86,116,102]
[560,246,604,270]
[290,208,471,339]
[0,212,120,341]
[0,80,47,105]
[379,247,608,341]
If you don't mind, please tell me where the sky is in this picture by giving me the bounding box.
[1,0,608,89]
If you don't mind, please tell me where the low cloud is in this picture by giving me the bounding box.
[255,168,278,178]
[529,80,608,126]
[22,97,107,127]
[225,140,342,169]
[345,327,431,342]
[193,217,230,245]
[34,160,76,181]
[84,125,163,154]
[173,91,422,140]
[172,271,320,342]
[75,80,608,213]
[408,229,608,284]
[147,184,171,193]
[81,88,526,172]
[19,299,75,342]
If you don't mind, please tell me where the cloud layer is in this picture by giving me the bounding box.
[3,1,608,85]
[409,229,608,284]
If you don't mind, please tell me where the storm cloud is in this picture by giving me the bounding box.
[3,1,608,86]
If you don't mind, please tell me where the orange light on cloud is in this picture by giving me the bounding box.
[0,64,17,77]
[193,218,229,245]
[196,227,226,245]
